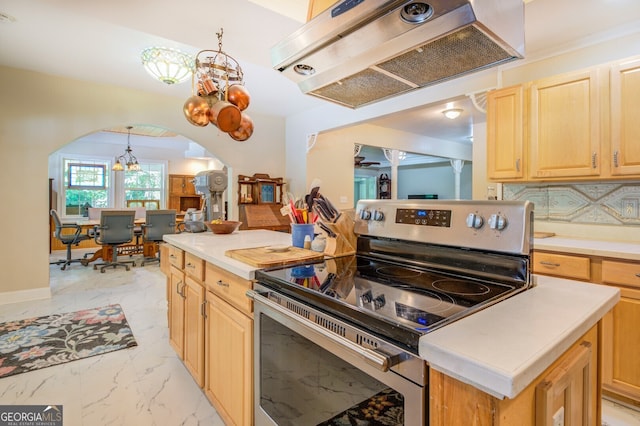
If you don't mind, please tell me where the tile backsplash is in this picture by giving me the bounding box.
[503,182,640,227]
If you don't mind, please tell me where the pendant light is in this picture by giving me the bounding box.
[113,126,141,171]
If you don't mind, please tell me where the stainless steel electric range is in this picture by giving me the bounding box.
[250,199,534,426]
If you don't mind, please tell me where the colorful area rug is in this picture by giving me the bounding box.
[0,304,137,379]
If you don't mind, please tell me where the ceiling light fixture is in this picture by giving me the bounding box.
[112,126,141,172]
[442,108,463,119]
[141,47,194,85]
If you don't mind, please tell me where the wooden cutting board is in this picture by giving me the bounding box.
[534,232,556,239]
[225,246,324,268]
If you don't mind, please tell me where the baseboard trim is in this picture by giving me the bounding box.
[0,287,52,306]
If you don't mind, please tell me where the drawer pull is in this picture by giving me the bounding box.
[216,279,229,287]
[170,254,176,259]
[186,262,195,269]
[540,261,561,267]
[635,273,640,278]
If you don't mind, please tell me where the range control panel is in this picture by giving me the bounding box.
[395,208,452,227]
[354,199,533,255]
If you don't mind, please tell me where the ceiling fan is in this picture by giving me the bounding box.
[354,156,380,168]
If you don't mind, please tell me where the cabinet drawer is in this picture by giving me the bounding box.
[205,262,253,315]
[533,252,591,280]
[602,260,640,289]
[168,245,184,269]
[184,252,205,281]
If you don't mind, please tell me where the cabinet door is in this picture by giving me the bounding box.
[204,292,253,426]
[183,276,205,387]
[530,69,601,178]
[168,266,185,358]
[610,57,640,176]
[487,85,525,180]
[602,286,640,401]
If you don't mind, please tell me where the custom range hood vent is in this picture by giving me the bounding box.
[272,0,524,108]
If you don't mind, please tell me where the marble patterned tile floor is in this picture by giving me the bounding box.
[1,249,639,425]
[0,249,224,426]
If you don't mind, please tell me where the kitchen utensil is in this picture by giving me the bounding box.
[226,84,250,110]
[228,113,253,141]
[183,96,210,127]
[208,100,242,132]
[317,221,337,238]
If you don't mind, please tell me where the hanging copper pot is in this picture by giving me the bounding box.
[183,96,210,127]
[228,113,254,141]
[226,84,250,111]
[208,100,241,132]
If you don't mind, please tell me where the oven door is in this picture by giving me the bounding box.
[249,287,426,426]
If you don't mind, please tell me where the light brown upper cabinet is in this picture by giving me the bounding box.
[529,69,602,179]
[610,57,640,176]
[487,54,640,182]
[307,0,335,20]
[487,85,526,180]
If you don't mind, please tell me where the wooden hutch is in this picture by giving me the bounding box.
[237,173,290,232]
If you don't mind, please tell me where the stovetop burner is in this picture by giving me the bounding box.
[431,279,491,296]
[376,266,422,278]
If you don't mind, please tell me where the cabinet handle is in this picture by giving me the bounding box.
[635,273,640,278]
[613,150,619,168]
[591,152,597,168]
[539,261,561,267]
[200,300,207,318]
[516,158,521,172]
[216,279,229,287]
[170,254,176,259]
[186,262,195,269]
[176,280,185,297]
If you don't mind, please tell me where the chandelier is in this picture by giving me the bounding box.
[141,47,194,85]
[112,126,141,171]
[182,28,254,141]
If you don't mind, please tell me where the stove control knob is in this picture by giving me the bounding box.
[372,210,385,221]
[360,209,372,220]
[489,214,508,230]
[465,213,484,229]
[373,294,386,310]
[360,290,373,305]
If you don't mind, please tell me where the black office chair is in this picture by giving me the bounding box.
[50,209,92,270]
[140,209,177,266]
[92,210,137,272]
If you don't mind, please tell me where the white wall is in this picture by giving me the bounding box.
[397,163,473,200]
[0,65,286,303]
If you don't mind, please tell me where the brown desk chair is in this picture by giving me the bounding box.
[50,209,91,270]
[92,210,137,272]
[140,209,177,266]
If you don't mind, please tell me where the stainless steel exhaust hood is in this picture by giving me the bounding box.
[272,0,524,108]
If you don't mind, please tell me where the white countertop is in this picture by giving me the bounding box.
[534,236,640,261]
[419,275,619,399]
[164,230,292,279]
[163,230,621,401]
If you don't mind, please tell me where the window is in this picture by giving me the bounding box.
[63,159,109,215]
[59,157,166,217]
[124,163,164,210]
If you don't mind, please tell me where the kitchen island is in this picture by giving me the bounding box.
[163,230,619,425]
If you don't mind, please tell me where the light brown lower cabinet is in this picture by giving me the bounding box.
[163,246,254,426]
[601,260,640,404]
[533,250,640,406]
[429,324,599,426]
[183,276,205,387]
[168,265,185,357]
[204,291,253,426]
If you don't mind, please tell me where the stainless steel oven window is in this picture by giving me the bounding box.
[253,296,426,426]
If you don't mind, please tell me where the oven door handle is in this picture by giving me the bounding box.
[247,289,394,372]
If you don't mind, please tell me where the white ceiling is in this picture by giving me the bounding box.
[1,0,639,146]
